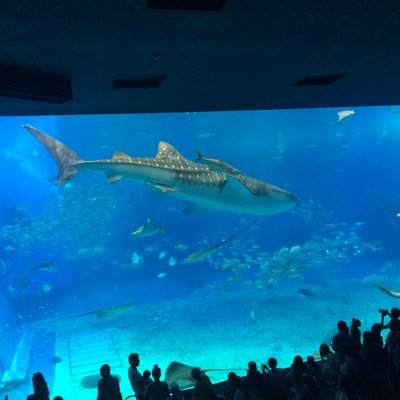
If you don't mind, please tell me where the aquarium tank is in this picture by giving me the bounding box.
[0,106,399,399]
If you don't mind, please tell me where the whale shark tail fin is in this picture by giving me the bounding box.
[23,125,81,184]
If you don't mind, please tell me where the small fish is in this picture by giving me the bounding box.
[290,245,302,254]
[227,276,240,284]
[288,273,304,281]
[175,243,188,251]
[78,247,89,255]
[221,261,239,271]
[197,132,215,138]
[157,272,167,279]
[298,288,314,297]
[158,251,167,260]
[49,356,62,364]
[16,203,31,211]
[131,218,165,238]
[30,262,59,272]
[131,252,143,265]
[168,256,177,266]
[144,245,160,252]
[337,110,355,122]
[42,284,52,292]
[17,275,30,289]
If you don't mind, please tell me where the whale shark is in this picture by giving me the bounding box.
[23,125,297,216]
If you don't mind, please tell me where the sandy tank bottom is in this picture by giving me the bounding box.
[46,278,397,400]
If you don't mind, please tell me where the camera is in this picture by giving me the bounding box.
[379,308,389,315]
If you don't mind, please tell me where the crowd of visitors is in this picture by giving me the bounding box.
[15,307,400,400]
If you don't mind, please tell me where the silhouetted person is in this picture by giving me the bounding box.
[53,397,64,400]
[129,353,144,400]
[332,320,356,365]
[371,322,384,349]
[244,361,264,399]
[224,372,240,400]
[97,363,122,400]
[361,330,391,399]
[139,369,153,395]
[319,343,338,387]
[350,318,362,352]
[191,367,216,400]
[290,372,318,400]
[288,355,307,380]
[381,308,400,332]
[306,356,320,383]
[380,308,400,396]
[261,357,280,374]
[143,369,152,381]
[382,309,400,368]
[26,372,50,400]
[336,363,358,400]
[145,364,170,400]
[170,383,183,400]
[262,358,289,400]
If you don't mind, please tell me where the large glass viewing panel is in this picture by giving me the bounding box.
[1,106,399,399]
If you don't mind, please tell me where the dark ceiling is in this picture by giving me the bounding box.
[1,0,400,116]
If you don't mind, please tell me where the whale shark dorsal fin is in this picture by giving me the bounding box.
[112,151,131,161]
[156,142,187,161]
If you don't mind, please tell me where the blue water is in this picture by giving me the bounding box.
[1,106,400,398]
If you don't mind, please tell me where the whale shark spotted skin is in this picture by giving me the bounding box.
[23,125,297,216]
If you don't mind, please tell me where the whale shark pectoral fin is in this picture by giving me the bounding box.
[147,182,178,193]
[220,175,252,198]
[184,203,220,213]
[107,174,124,183]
